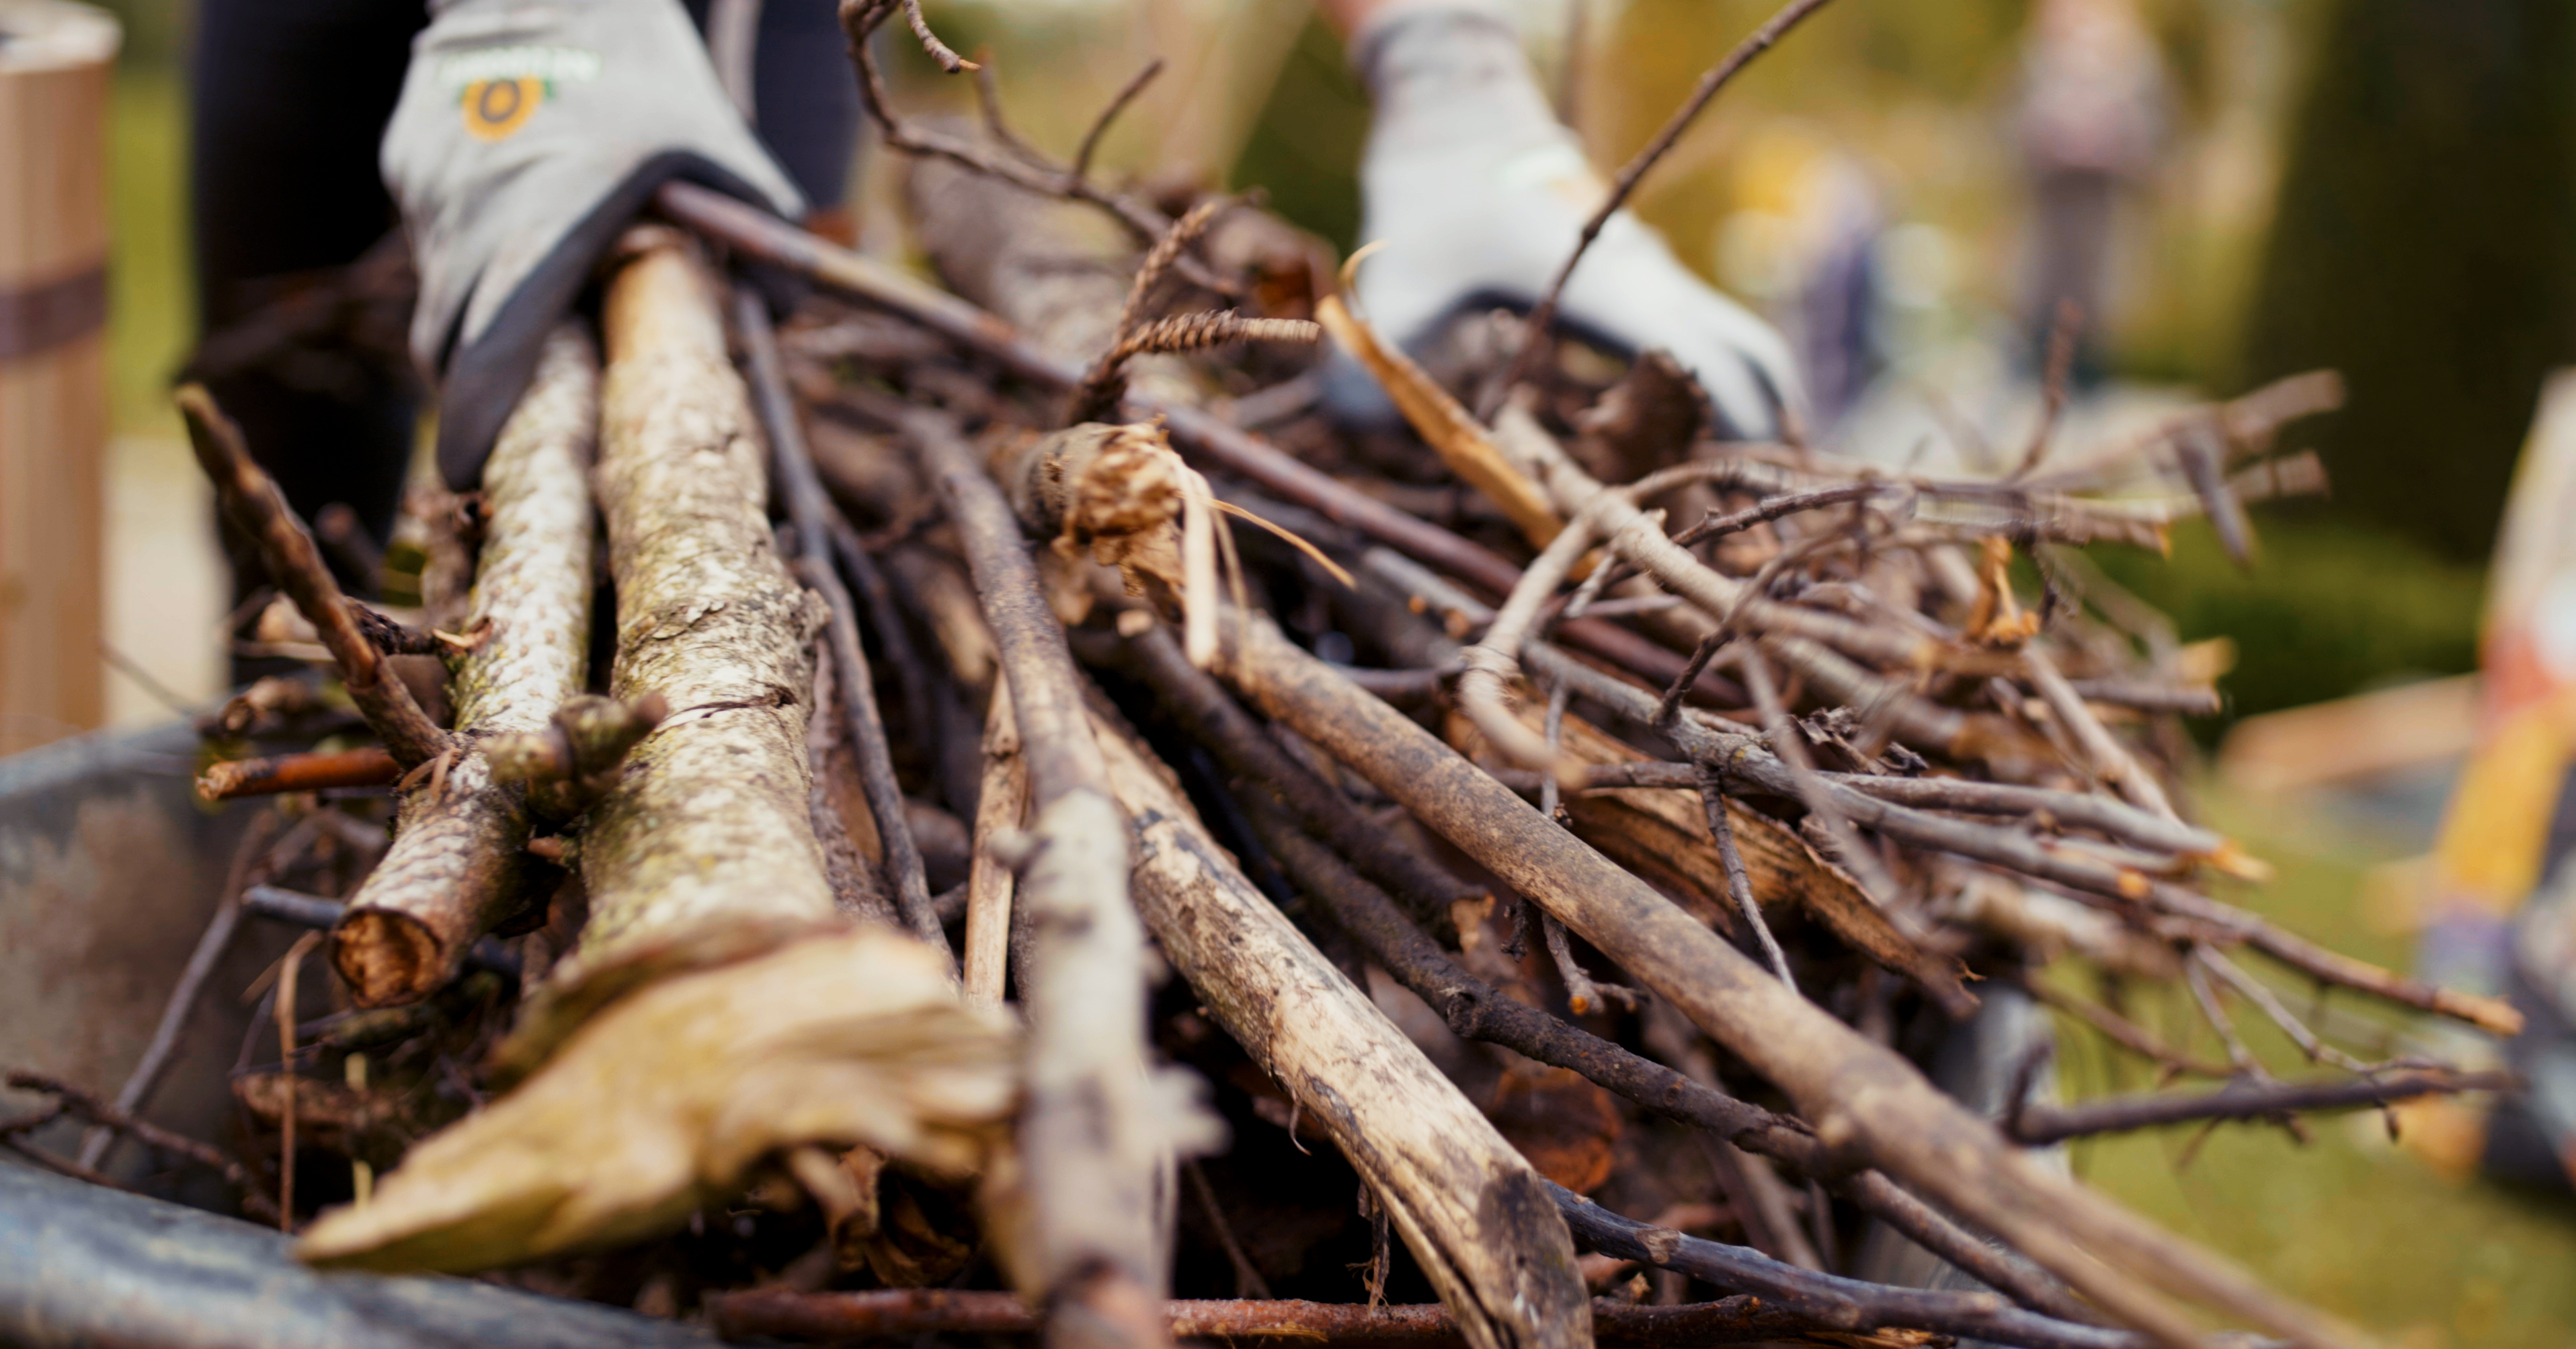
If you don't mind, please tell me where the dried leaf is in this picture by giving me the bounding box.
[297,925,1015,1272]
[1314,294,1562,549]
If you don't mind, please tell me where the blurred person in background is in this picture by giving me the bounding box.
[188,0,1800,625]
[2011,0,2167,389]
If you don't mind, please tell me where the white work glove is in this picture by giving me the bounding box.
[383,0,805,488]
[1339,2,1804,440]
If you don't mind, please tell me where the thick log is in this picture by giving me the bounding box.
[331,325,600,1007]
[1213,612,2360,1349]
[536,229,837,1017]
[1090,703,1591,1349]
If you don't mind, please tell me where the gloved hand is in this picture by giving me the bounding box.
[1340,1,1804,441]
[383,0,804,489]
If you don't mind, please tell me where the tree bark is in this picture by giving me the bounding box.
[1090,703,1592,1349]
[332,324,600,1007]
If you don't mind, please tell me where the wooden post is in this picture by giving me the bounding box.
[0,2,119,752]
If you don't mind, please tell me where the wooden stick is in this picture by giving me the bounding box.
[736,286,945,952]
[649,181,1726,700]
[962,675,1025,1011]
[196,747,400,800]
[331,325,600,1007]
[2009,1070,2513,1147]
[5,1070,280,1225]
[1553,1186,2142,1349]
[903,403,1174,1349]
[177,385,450,767]
[524,230,839,1030]
[712,1288,1882,1347]
[1092,703,1591,1349]
[1485,0,1842,417]
[1214,611,2363,1349]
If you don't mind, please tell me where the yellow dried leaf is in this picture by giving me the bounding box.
[1314,294,1562,549]
[297,925,1016,1272]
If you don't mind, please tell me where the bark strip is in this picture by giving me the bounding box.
[332,325,601,1007]
[1090,705,1591,1349]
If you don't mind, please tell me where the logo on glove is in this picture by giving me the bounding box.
[437,44,602,143]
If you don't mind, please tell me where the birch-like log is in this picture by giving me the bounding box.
[332,325,600,1007]
[520,229,837,1047]
[1090,705,1591,1349]
[1213,612,2362,1349]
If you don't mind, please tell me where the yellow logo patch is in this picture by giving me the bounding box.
[462,77,545,142]
[436,44,600,144]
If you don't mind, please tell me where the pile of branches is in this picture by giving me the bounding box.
[7,5,2522,1349]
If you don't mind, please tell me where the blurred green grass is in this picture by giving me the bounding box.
[108,66,189,436]
[2053,783,2576,1347]
[2094,514,2485,725]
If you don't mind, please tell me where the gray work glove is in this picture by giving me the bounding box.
[1340,2,1804,440]
[383,0,803,488]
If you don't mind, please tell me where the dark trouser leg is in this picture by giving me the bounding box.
[192,0,427,622]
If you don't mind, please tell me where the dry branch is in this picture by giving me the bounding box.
[331,324,600,1008]
[1213,611,2362,1349]
[179,384,451,767]
[1488,0,1843,413]
[737,286,946,952]
[1554,1188,2140,1349]
[1090,699,1591,1349]
[905,404,1186,1349]
[711,1288,1921,1347]
[2007,1070,2513,1147]
[196,746,399,800]
[526,229,839,1026]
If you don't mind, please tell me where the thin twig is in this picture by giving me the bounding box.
[274,930,319,1229]
[79,810,298,1171]
[838,1,1224,291]
[737,287,947,954]
[1554,1185,2143,1349]
[1073,57,1166,183]
[2013,299,2082,480]
[1732,645,1902,908]
[178,385,452,767]
[1186,1160,1273,1299]
[1695,763,1796,991]
[9,1070,280,1223]
[1484,0,1843,417]
[2199,947,2372,1075]
[2008,1070,2511,1147]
